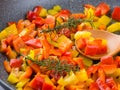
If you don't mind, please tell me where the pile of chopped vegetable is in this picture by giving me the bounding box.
[1,2,120,90]
[75,31,107,56]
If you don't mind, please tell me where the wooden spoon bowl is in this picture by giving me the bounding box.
[75,30,120,60]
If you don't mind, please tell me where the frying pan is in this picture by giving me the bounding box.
[0,0,119,89]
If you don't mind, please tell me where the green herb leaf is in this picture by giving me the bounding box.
[25,56,80,75]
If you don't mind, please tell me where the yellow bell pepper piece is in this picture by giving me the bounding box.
[58,71,79,86]
[0,24,18,40]
[21,62,27,71]
[56,35,73,52]
[44,76,53,85]
[56,16,63,26]
[46,34,58,47]
[75,69,88,82]
[93,15,111,28]
[74,31,91,40]
[39,8,47,17]
[53,5,62,12]
[16,78,29,88]
[84,8,95,19]
[57,76,65,86]
[107,22,120,32]
[101,39,107,46]
[63,71,78,85]
[48,9,58,16]
[16,88,22,90]
[57,77,65,86]
[70,49,79,58]
[80,55,93,67]
[98,15,111,26]
[28,50,35,60]
[7,72,19,84]
[93,21,101,28]
[59,86,65,90]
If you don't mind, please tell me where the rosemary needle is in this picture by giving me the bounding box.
[25,56,80,75]
[40,18,93,33]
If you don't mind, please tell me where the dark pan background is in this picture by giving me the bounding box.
[0,0,120,90]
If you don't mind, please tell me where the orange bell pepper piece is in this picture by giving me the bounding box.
[3,60,12,73]
[71,13,86,19]
[84,4,96,10]
[73,57,85,69]
[17,19,25,33]
[40,35,51,59]
[49,48,62,57]
[19,66,33,80]
[27,60,41,73]
[13,37,26,53]
[6,46,17,59]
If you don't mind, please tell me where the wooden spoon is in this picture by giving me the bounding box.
[75,30,120,60]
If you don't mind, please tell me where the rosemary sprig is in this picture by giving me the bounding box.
[40,18,93,33]
[25,56,80,75]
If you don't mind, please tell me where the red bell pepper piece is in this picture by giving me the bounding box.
[115,56,120,67]
[56,9,71,21]
[60,55,73,64]
[59,28,71,37]
[60,9,71,15]
[97,45,107,54]
[42,82,54,90]
[33,17,45,26]
[112,6,120,21]
[10,59,23,68]
[100,56,114,65]
[27,11,39,21]
[44,15,55,29]
[87,65,99,77]
[84,44,99,56]
[33,6,42,15]
[63,51,72,56]
[95,2,110,17]
[96,77,111,90]
[8,22,16,26]
[5,35,16,45]
[100,56,117,74]
[100,64,117,75]
[92,39,107,54]
[96,68,111,90]
[106,77,118,90]
[25,39,42,48]
[89,82,99,90]
[29,73,44,90]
